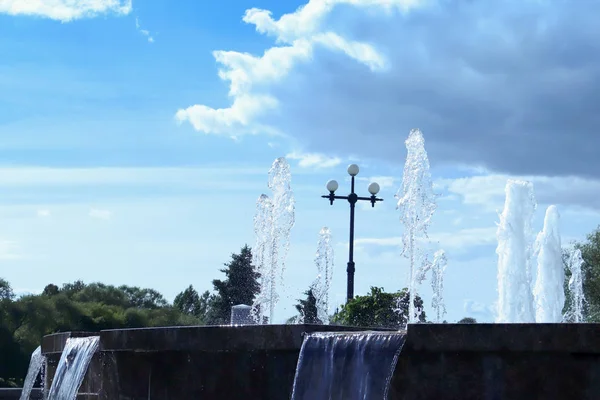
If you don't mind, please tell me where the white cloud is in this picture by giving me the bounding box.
[89,208,112,220]
[437,173,600,212]
[357,176,396,190]
[37,209,51,218]
[135,17,154,43]
[0,0,132,22]
[175,0,425,137]
[0,240,22,260]
[354,226,497,253]
[463,299,496,321]
[286,151,341,168]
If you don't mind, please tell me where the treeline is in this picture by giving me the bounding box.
[0,245,259,387]
[1,226,599,386]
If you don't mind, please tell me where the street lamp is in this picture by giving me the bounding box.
[322,164,383,303]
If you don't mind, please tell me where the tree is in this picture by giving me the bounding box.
[205,245,260,324]
[331,287,426,329]
[293,287,321,324]
[458,317,477,324]
[0,278,14,300]
[42,284,60,297]
[569,226,600,321]
[174,285,211,322]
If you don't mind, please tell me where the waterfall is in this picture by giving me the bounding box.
[47,336,99,400]
[291,332,405,400]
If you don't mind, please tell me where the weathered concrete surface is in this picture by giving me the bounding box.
[0,388,42,399]
[390,323,600,400]
[39,323,600,400]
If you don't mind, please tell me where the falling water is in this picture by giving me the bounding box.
[252,194,275,323]
[291,332,405,400]
[252,157,295,323]
[430,249,447,323]
[566,248,586,322]
[396,129,437,323]
[268,157,296,286]
[47,336,99,400]
[496,180,537,323]
[19,346,44,400]
[533,205,565,323]
[314,227,334,324]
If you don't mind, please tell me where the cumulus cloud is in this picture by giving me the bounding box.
[438,173,600,211]
[177,0,600,179]
[0,0,132,22]
[89,208,112,220]
[286,151,341,168]
[463,299,496,321]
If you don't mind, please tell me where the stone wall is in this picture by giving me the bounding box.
[38,323,600,400]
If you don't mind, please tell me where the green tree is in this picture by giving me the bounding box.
[293,287,322,324]
[331,287,426,329]
[0,278,14,300]
[42,284,60,297]
[567,226,600,321]
[206,245,260,324]
[458,317,477,324]
[174,285,211,322]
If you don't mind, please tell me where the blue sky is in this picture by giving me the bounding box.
[1,0,599,323]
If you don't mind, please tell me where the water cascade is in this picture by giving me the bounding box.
[496,179,537,323]
[566,248,586,322]
[533,205,565,323]
[291,332,405,400]
[252,157,295,323]
[47,336,99,400]
[430,249,448,323]
[19,346,44,400]
[314,227,334,324]
[396,129,437,323]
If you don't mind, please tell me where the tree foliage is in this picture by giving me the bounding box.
[292,287,321,324]
[0,279,200,388]
[205,245,260,325]
[331,287,426,329]
[570,226,600,321]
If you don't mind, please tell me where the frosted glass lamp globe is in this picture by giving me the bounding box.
[326,180,339,193]
[347,164,360,176]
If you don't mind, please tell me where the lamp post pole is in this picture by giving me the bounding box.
[322,164,383,303]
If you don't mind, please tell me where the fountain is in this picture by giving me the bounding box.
[19,346,44,400]
[252,157,295,324]
[313,227,334,325]
[496,179,537,323]
[566,248,586,322]
[430,249,448,323]
[12,128,600,400]
[396,129,437,323]
[533,205,565,323]
[291,332,405,400]
[47,336,99,400]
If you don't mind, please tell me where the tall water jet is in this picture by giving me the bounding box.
[566,248,586,322]
[396,129,437,323]
[533,205,565,323]
[291,332,405,400]
[252,157,295,323]
[314,227,334,324]
[431,249,448,323]
[47,336,99,400]
[252,194,275,324]
[19,346,44,400]
[268,157,295,287]
[496,180,537,323]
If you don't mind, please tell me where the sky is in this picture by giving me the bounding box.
[0,0,599,323]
